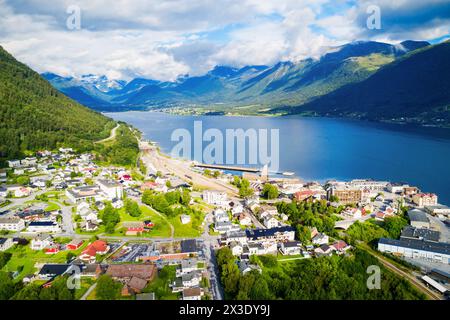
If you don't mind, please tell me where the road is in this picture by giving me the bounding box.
[95,124,120,144]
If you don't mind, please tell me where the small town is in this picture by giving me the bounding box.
[0,135,449,301]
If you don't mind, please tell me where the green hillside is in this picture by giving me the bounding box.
[282,41,450,124]
[0,46,116,163]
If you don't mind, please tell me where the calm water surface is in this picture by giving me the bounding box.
[106,111,450,205]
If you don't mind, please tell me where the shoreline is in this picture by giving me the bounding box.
[106,108,450,130]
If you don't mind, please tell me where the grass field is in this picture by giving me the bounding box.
[115,205,172,238]
[2,241,89,281]
[142,265,179,300]
[168,210,204,238]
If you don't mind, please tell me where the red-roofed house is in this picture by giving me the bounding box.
[141,181,157,191]
[294,190,315,202]
[79,240,109,263]
[332,240,351,253]
[67,239,84,250]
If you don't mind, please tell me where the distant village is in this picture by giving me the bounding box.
[0,146,449,300]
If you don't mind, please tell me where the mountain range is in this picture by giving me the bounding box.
[43,39,450,124]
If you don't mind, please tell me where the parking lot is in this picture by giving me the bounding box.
[110,243,152,263]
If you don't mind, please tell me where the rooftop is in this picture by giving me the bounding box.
[379,238,450,255]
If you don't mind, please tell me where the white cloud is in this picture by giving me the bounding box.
[0,0,448,81]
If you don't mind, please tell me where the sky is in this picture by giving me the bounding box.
[0,0,449,81]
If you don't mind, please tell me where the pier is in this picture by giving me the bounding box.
[194,163,260,173]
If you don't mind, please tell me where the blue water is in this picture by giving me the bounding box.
[106,111,450,205]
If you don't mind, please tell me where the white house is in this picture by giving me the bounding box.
[263,216,279,229]
[214,209,230,223]
[230,241,243,256]
[202,190,227,205]
[180,214,191,224]
[0,238,13,251]
[27,221,61,233]
[239,213,252,226]
[181,271,201,287]
[97,179,124,200]
[312,233,329,245]
[31,234,53,250]
[280,241,302,255]
[0,218,25,232]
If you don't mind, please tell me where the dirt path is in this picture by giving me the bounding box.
[95,124,120,144]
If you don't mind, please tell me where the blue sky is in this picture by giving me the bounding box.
[0,0,449,81]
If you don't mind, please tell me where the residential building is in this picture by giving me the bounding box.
[30,234,53,250]
[0,237,13,251]
[412,193,438,207]
[280,241,302,255]
[238,213,252,226]
[408,209,430,229]
[202,190,227,205]
[245,226,295,243]
[180,214,191,224]
[38,264,73,281]
[331,240,351,253]
[239,260,262,274]
[378,238,450,264]
[79,240,110,263]
[66,185,101,203]
[27,221,61,233]
[263,215,279,229]
[176,259,199,277]
[104,264,157,282]
[314,244,335,257]
[424,205,450,217]
[67,239,84,250]
[328,185,363,204]
[123,221,145,235]
[387,183,410,194]
[181,271,201,287]
[182,288,204,300]
[97,179,124,200]
[0,218,25,232]
[230,241,243,256]
[312,233,329,245]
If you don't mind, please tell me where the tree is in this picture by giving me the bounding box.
[383,216,408,238]
[101,203,120,234]
[125,199,142,217]
[96,275,121,300]
[0,272,19,300]
[238,178,254,198]
[261,184,279,200]
[0,252,12,269]
[296,225,311,244]
[16,176,30,185]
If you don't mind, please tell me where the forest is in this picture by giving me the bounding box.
[0,45,115,166]
[216,247,425,300]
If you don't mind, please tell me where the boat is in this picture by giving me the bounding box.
[282,171,295,176]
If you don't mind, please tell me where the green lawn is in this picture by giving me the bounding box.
[115,205,172,238]
[168,210,204,238]
[74,278,96,300]
[2,242,89,281]
[142,265,179,300]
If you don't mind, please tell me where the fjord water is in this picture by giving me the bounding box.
[107,111,450,205]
